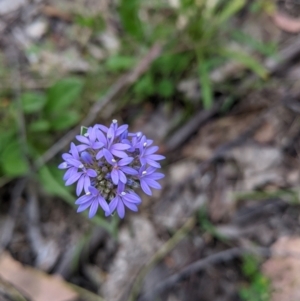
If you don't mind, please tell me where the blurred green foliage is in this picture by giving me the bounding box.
[239,255,270,301]
[0,77,83,179]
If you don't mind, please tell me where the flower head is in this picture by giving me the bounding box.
[59,120,165,218]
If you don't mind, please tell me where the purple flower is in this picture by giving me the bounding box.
[138,137,165,168]
[97,119,128,137]
[59,143,97,196]
[76,125,104,152]
[75,186,110,218]
[107,182,141,218]
[103,149,137,185]
[96,128,130,159]
[59,120,165,219]
[58,143,82,182]
[58,142,81,169]
[66,166,97,196]
[138,165,164,195]
[122,131,143,152]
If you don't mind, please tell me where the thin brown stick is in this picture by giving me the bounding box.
[34,43,163,170]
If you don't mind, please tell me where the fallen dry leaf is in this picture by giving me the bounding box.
[272,11,300,33]
[0,252,77,301]
[262,236,300,301]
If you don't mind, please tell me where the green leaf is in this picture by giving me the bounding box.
[46,77,84,113]
[1,140,29,176]
[133,74,155,97]
[222,49,268,79]
[216,0,246,25]
[198,60,213,109]
[157,79,175,98]
[106,55,136,72]
[29,120,51,132]
[231,30,277,56]
[50,111,81,131]
[80,126,88,136]
[119,0,143,39]
[74,14,105,31]
[38,165,74,205]
[21,92,47,113]
[0,129,15,154]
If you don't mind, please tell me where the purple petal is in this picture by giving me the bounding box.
[111,169,119,185]
[96,129,107,144]
[117,200,125,218]
[117,182,125,194]
[148,154,165,161]
[77,200,92,212]
[138,165,147,174]
[123,192,141,203]
[97,124,108,133]
[76,135,89,145]
[89,126,97,142]
[150,172,165,180]
[144,178,161,189]
[81,152,93,164]
[107,127,115,141]
[86,169,97,177]
[89,201,99,218]
[76,176,85,196]
[88,186,99,196]
[65,172,82,186]
[75,194,92,205]
[108,196,119,214]
[92,142,104,149]
[123,200,138,212]
[145,146,159,155]
[145,159,161,168]
[111,149,128,158]
[63,167,77,181]
[140,180,152,195]
[65,158,82,168]
[98,196,109,213]
[116,125,128,136]
[96,149,104,160]
[83,176,91,193]
[62,153,72,161]
[70,142,80,160]
[77,145,89,152]
[146,166,157,174]
[58,162,68,169]
[112,143,130,151]
[118,170,127,183]
[121,166,138,175]
[118,157,133,166]
[103,148,114,164]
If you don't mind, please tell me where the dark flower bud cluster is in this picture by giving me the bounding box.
[58,120,165,218]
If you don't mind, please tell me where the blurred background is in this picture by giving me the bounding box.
[1,0,300,300]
